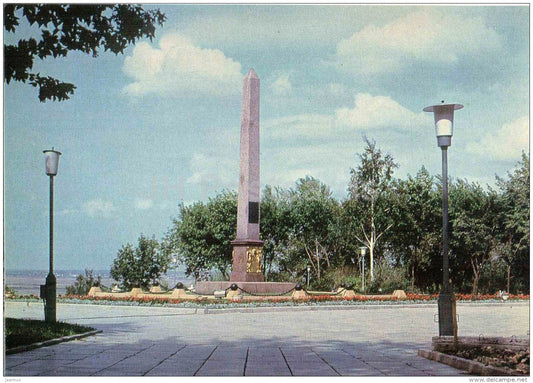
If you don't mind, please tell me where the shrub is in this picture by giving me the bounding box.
[66,269,102,296]
[110,234,172,290]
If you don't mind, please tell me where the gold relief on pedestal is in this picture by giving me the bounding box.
[246,247,262,273]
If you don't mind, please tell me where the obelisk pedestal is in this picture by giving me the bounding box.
[230,69,264,282]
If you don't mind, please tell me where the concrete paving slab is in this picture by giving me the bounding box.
[144,359,204,376]
[246,363,293,376]
[195,361,245,376]
[289,362,340,376]
[170,344,217,360]
[40,366,99,376]
[209,346,247,361]
[4,301,528,377]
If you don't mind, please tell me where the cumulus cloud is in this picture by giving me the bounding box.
[134,198,154,210]
[467,116,529,160]
[335,93,429,130]
[336,9,503,74]
[263,93,429,143]
[123,33,243,97]
[83,199,116,217]
[270,73,292,96]
[186,153,234,187]
[265,114,335,140]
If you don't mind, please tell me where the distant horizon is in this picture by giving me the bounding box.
[4,267,187,273]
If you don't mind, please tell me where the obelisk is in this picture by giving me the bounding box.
[230,69,264,282]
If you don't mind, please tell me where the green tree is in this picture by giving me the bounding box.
[347,138,398,281]
[496,152,530,293]
[388,167,441,292]
[286,176,340,283]
[110,234,170,290]
[4,4,165,101]
[449,180,501,297]
[260,185,293,280]
[164,191,237,281]
[66,269,102,295]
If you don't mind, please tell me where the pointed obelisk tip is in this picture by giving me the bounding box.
[246,68,259,79]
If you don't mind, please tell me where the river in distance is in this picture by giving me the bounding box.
[5,269,195,296]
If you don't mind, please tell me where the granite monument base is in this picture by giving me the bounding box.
[194,281,296,295]
[229,239,265,282]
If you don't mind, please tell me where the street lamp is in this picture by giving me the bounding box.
[359,246,367,293]
[306,264,311,289]
[423,101,463,337]
[43,148,61,323]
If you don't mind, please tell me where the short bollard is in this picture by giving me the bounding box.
[170,288,188,299]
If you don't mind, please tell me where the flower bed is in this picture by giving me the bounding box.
[446,346,529,375]
[31,292,528,308]
[6,292,529,309]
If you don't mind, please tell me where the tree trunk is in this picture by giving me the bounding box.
[471,258,480,300]
[411,263,415,292]
[369,246,374,281]
[472,275,479,299]
[507,264,511,293]
[316,238,320,280]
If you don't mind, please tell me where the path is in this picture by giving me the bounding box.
[4,301,529,376]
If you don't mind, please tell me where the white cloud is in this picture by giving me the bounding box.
[335,93,429,130]
[83,199,116,218]
[123,33,243,97]
[134,198,154,210]
[270,73,292,96]
[467,116,529,160]
[336,9,503,74]
[264,93,426,141]
[186,153,234,187]
[265,114,335,140]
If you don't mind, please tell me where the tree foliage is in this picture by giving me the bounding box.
[4,4,165,101]
[449,180,502,296]
[286,176,340,283]
[65,269,102,295]
[347,137,398,281]
[260,185,293,280]
[164,191,237,281]
[110,234,171,290]
[388,167,441,291]
[496,152,530,292]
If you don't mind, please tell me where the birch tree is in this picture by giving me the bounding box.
[347,138,398,281]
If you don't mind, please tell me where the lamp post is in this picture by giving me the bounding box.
[359,246,367,293]
[306,264,311,289]
[423,101,462,337]
[43,148,61,323]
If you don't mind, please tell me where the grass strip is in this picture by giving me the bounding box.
[5,318,95,349]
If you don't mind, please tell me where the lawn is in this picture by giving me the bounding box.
[5,318,95,349]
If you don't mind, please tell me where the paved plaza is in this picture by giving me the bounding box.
[4,301,529,376]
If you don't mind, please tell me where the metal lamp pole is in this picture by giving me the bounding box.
[423,102,462,336]
[43,148,61,323]
[359,246,367,294]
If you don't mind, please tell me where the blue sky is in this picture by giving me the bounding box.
[4,4,529,270]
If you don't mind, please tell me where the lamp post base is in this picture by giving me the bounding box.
[437,288,457,337]
[45,273,56,323]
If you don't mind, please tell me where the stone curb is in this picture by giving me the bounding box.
[418,349,524,376]
[6,330,102,355]
[197,301,529,315]
[198,303,438,315]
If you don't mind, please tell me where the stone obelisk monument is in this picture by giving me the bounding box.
[230,69,264,282]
